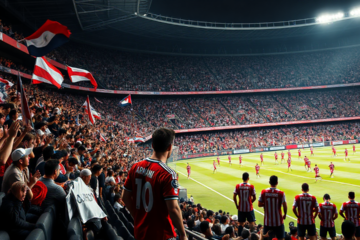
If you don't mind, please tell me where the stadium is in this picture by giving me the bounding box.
[1,0,360,240]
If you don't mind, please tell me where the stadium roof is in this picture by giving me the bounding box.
[3,0,360,55]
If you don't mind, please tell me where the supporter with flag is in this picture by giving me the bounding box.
[119,95,132,106]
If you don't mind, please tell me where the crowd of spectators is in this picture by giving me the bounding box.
[174,122,360,154]
[0,19,24,41]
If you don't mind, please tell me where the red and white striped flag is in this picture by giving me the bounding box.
[67,66,98,90]
[94,97,102,103]
[0,77,14,89]
[17,74,32,126]
[100,133,107,142]
[82,101,101,119]
[86,95,95,125]
[32,57,63,89]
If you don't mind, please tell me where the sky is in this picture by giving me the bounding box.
[150,0,360,23]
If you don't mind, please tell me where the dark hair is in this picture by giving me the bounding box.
[78,145,86,151]
[242,172,249,181]
[342,220,356,239]
[43,146,55,161]
[269,175,278,186]
[58,129,67,136]
[290,226,298,235]
[9,109,17,118]
[207,210,214,218]
[324,193,331,200]
[250,232,259,240]
[302,183,309,192]
[44,160,60,176]
[349,192,355,199]
[92,164,103,174]
[152,128,175,152]
[241,229,250,239]
[225,226,234,235]
[212,223,221,235]
[187,219,195,229]
[114,194,121,202]
[68,157,78,165]
[200,221,210,233]
[0,113,4,119]
[23,133,35,142]
[220,215,228,224]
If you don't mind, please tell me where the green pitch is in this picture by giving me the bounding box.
[170,144,360,234]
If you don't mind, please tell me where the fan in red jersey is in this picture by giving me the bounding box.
[122,128,187,240]
[293,183,319,240]
[213,160,217,174]
[260,153,264,166]
[329,162,335,178]
[255,163,260,178]
[281,151,285,163]
[186,163,191,179]
[318,194,338,240]
[239,155,242,167]
[228,155,232,166]
[258,175,287,240]
[233,172,256,236]
[314,164,322,182]
[274,152,279,165]
[340,192,360,240]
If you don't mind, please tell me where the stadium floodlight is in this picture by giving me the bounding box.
[350,8,360,17]
[316,12,344,23]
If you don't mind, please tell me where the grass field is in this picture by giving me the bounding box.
[170,144,360,234]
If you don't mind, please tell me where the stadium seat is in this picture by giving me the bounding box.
[126,222,134,235]
[25,228,45,240]
[117,211,128,225]
[67,216,83,240]
[0,192,5,207]
[43,204,57,218]
[0,230,10,240]
[36,212,54,240]
[117,226,134,240]
[121,207,134,224]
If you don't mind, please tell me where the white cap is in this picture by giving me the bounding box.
[80,169,92,177]
[11,148,33,162]
[231,215,238,221]
[54,108,61,115]
[36,129,45,136]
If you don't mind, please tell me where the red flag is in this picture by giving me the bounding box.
[67,66,98,90]
[94,97,103,103]
[17,74,32,126]
[86,96,95,125]
[32,57,63,89]
[100,133,107,142]
[0,77,14,89]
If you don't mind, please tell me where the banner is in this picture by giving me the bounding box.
[349,140,358,144]
[238,110,245,114]
[66,177,107,223]
[269,146,285,150]
[166,114,176,119]
[254,147,269,152]
[233,149,250,154]
[332,141,344,145]
[286,144,298,149]
[311,143,324,147]
[297,144,309,148]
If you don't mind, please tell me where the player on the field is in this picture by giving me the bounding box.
[260,153,264,166]
[239,155,242,167]
[354,145,356,155]
[287,157,292,172]
[228,155,232,166]
[293,183,319,240]
[332,146,336,157]
[314,164,321,182]
[329,162,335,178]
[298,149,302,160]
[345,148,349,162]
[217,156,220,166]
[213,160,217,174]
[310,146,314,156]
[275,152,279,165]
[339,192,360,240]
[122,128,186,240]
[281,151,285,163]
[304,156,309,171]
[186,163,191,179]
[233,172,256,236]
[258,175,287,240]
[255,164,260,178]
[307,159,312,172]
[318,194,338,240]
[288,150,291,159]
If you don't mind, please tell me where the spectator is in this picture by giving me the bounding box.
[0,181,37,240]
[342,220,356,240]
[225,226,241,240]
[220,215,230,234]
[4,109,17,128]
[113,193,124,211]
[122,128,187,240]
[200,221,229,240]
[90,164,103,201]
[80,168,92,185]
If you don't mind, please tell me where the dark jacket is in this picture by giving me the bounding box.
[0,193,36,233]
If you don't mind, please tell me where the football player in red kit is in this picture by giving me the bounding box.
[310,146,314,156]
[186,163,191,179]
[298,149,302,160]
[345,148,349,162]
[260,153,264,165]
[332,146,336,157]
[228,155,232,166]
[239,155,242,167]
[340,192,360,240]
[255,164,260,178]
[217,156,220,166]
[281,151,285,163]
[287,157,292,172]
[329,162,335,178]
[275,152,279,165]
[314,164,322,182]
[318,194,338,240]
[353,145,356,155]
[213,160,217,174]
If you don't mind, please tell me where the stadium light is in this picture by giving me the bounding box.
[350,8,360,17]
[316,12,344,23]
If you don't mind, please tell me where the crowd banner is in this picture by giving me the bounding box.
[269,146,285,150]
[233,149,250,154]
[254,147,269,152]
[66,177,107,223]
[297,144,309,148]
[311,143,324,147]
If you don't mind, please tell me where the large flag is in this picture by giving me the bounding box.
[67,66,98,90]
[17,74,32,126]
[120,95,132,107]
[134,136,145,143]
[86,96,95,125]
[82,100,101,120]
[32,57,64,89]
[0,78,14,89]
[100,133,107,142]
[25,20,71,57]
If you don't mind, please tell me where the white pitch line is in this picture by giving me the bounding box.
[177,170,342,235]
